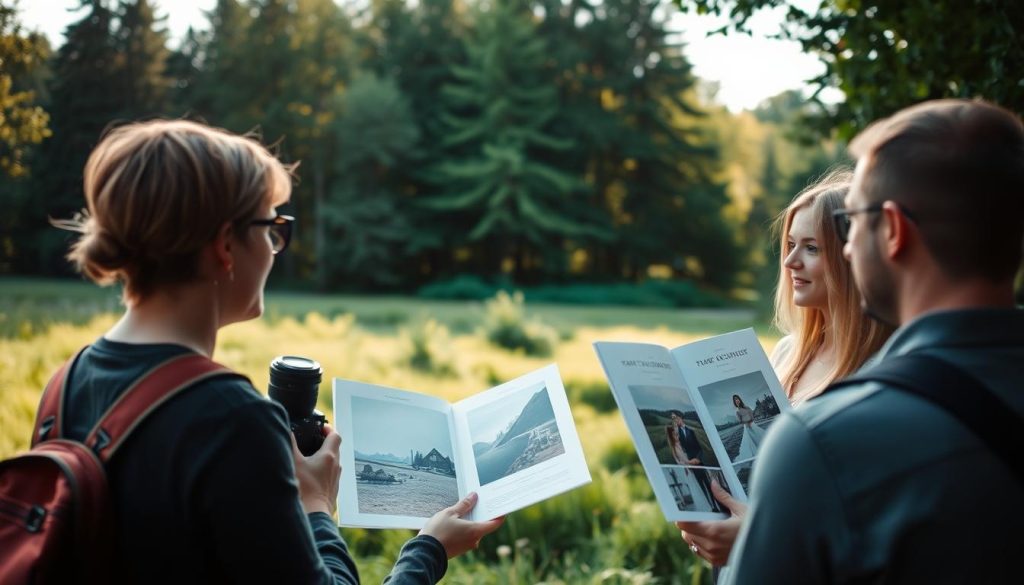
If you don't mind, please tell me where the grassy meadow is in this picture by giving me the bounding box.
[0,277,779,584]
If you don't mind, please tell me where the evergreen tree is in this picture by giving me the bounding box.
[165,25,208,114]
[33,0,123,274]
[562,0,739,287]
[427,0,603,281]
[186,0,253,126]
[112,0,169,118]
[355,0,468,281]
[321,73,419,288]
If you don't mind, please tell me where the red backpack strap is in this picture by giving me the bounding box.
[32,347,89,446]
[83,353,244,463]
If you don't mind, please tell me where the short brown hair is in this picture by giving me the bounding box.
[849,99,1024,282]
[57,120,294,302]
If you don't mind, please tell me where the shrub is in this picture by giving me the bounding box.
[419,277,732,309]
[480,291,557,357]
[566,380,618,413]
[418,275,500,300]
[397,318,456,376]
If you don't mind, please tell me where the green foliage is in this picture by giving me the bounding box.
[566,380,619,414]
[425,0,606,279]
[320,73,420,288]
[418,275,503,300]
[419,275,731,308]
[481,291,558,357]
[0,4,50,178]
[679,0,1024,138]
[397,317,457,376]
[112,0,169,117]
[1,281,759,583]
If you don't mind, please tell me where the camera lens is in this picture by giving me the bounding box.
[268,355,322,419]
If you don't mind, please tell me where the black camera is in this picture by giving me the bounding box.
[268,355,327,457]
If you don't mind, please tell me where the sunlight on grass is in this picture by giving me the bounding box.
[0,280,778,584]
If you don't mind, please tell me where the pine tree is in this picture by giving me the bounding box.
[186,0,253,127]
[426,0,604,280]
[33,0,123,274]
[112,0,169,118]
[567,0,739,287]
[321,73,420,288]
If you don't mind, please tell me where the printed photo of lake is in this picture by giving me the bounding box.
[467,385,565,486]
[351,396,458,517]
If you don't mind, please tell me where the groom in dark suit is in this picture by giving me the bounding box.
[670,410,724,513]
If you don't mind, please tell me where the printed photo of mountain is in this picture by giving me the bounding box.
[467,385,565,486]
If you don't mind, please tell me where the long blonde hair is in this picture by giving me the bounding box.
[772,168,893,398]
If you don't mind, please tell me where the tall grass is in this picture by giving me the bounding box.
[0,278,778,584]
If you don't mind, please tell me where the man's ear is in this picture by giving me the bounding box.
[880,200,911,259]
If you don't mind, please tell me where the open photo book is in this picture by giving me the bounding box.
[331,364,591,529]
[594,328,791,522]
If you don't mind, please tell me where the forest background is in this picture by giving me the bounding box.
[1,0,1022,583]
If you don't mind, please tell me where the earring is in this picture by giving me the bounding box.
[224,261,235,283]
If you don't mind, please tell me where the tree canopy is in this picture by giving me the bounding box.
[678,0,1024,137]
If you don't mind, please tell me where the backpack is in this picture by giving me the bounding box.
[0,348,237,583]
[824,353,1024,485]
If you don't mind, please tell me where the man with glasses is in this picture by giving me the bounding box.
[720,99,1024,584]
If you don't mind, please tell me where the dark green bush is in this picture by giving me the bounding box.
[481,291,557,357]
[566,380,618,413]
[418,276,731,308]
[417,275,500,300]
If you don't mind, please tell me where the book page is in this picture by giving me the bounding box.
[670,328,791,499]
[332,380,463,529]
[593,342,731,521]
[450,364,590,522]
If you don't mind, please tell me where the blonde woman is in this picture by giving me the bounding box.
[48,120,501,583]
[676,169,893,569]
[770,168,894,406]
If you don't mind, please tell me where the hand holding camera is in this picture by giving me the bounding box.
[269,355,340,515]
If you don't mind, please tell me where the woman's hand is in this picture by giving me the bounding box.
[419,492,505,559]
[291,424,342,516]
[675,480,747,566]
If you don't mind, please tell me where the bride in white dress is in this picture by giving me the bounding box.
[733,394,766,461]
[666,425,713,511]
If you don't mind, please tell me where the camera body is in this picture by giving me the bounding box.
[268,356,327,457]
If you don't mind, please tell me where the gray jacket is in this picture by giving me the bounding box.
[723,308,1024,584]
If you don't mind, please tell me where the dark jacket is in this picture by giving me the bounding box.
[723,308,1024,584]
[61,338,447,584]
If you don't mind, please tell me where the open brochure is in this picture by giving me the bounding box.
[332,364,591,529]
[594,328,790,522]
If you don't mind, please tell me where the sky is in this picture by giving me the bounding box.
[629,383,695,413]
[465,384,546,445]
[16,0,832,112]
[351,396,454,459]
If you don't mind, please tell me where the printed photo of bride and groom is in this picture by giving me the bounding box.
[628,384,729,515]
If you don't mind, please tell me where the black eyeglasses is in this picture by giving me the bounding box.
[249,215,294,254]
[832,203,918,243]
[831,205,883,243]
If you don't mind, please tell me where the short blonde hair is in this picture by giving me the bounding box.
[57,119,293,302]
[773,168,892,397]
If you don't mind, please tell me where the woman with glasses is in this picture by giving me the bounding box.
[50,119,501,583]
[676,168,893,572]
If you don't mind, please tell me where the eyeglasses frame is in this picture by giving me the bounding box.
[831,203,918,243]
[248,214,294,254]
